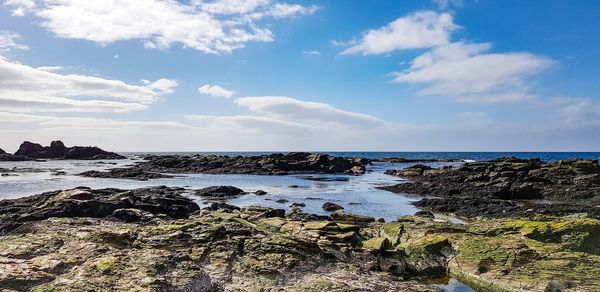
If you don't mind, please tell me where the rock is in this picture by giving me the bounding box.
[206,202,240,211]
[194,186,246,202]
[290,203,306,208]
[414,210,435,218]
[322,202,344,212]
[255,190,268,195]
[0,148,5,154]
[12,140,125,160]
[331,211,375,227]
[0,186,199,232]
[1,192,599,292]
[80,168,172,180]
[380,158,600,218]
[111,208,155,222]
[105,152,370,177]
[299,176,350,182]
[275,199,289,204]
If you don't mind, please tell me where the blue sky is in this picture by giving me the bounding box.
[0,0,599,151]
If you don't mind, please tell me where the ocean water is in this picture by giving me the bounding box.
[1,152,597,222]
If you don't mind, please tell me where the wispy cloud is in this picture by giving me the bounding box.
[303,50,321,56]
[0,30,28,52]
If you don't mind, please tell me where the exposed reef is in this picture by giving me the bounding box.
[381,158,600,219]
[78,152,370,179]
[1,186,599,291]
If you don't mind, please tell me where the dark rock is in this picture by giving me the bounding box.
[381,158,600,217]
[275,199,289,204]
[0,148,5,155]
[413,197,529,219]
[0,186,199,232]
[111,208,155,222]
[289,185,300,188]
[206,202,240,211]
[12,140,125,160]
[194,186,246,202]
[290,203,306,208]
[79,168,172,180]
[414,210,435,218]
[322,202,344,212]
[120,152,370,176]
[255,190,268,196]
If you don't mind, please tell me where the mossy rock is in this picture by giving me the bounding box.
[303,221,340,232]
[362,237,390,251]
[95,258,116,274]
[381,222,403,245]
[405,235,450,256]
[256,217,286,231]
[503,218,600,254]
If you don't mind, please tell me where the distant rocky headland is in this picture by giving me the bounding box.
[0,140,125,161]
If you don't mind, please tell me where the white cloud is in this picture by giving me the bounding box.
[3,0,35,16]
[303,50,321,56]
[341,11,459,55]
[0,56,176,113]
[36,66,63,72]
[235,96,384,129]
[394,42,554,102]
[198,84,236,98]
[0,31,29,52]
[5,0,316,54]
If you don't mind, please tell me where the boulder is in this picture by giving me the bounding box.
[194,186,246,202]
[322,202,344,212]
[12,140,125,160]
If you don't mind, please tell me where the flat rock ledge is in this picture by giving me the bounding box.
[380,158,600,219]
[78,152,370,179]
[1,187,599,291]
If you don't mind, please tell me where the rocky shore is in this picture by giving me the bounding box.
[79,152,370,179]
[381,158,600,219]
[0,141,125,161]
[1,186,598,291]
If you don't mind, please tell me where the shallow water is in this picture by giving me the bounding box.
[0,157,462,222]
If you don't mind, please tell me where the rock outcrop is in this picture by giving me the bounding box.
[78,152,370,179]
[381,158,600,219]
[80,168,172,181]
[194,185,246,202]
[0,186,198,232]
[1,187,598,291]
[11,140,125,160]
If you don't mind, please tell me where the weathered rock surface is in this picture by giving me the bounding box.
[0,147,30,161]
[0,186,198,232]
[130,152,369,176]
[10,140,125,160]
[382,158,600,219]
[1,188,598,291]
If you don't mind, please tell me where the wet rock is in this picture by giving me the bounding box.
[275,199,289,204]
[112,152,370,176]
[414,210,435,218]
[194,186,246,202]
[111,208,155,223]
[322,202,344,212]
[255,190,267,195]
[80,168,172,180]
[381,158,600,218]
[299,176,350,182]
[290,203,306,208]
[206,202,240,211]
[0,186,199,232]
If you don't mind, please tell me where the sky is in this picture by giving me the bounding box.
[0,0,599,152]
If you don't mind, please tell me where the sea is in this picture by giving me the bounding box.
[2,152,597,291]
